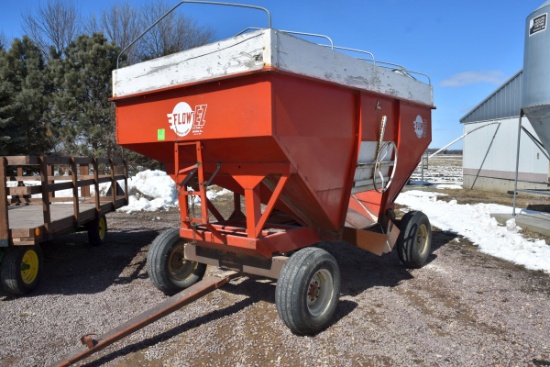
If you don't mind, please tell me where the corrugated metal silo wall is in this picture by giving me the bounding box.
[522,1,550,155]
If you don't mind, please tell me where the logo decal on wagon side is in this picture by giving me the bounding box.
[413,115,427,139]
[167,102,207,137]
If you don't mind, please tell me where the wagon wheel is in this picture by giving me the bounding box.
[373,141,398,194]
[396,211,432,268]
[275,247,341,335]
[146,228,207,295]
[87,215,108,247]
[0,245,43,296]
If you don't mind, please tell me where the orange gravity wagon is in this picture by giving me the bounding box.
[112,2,435,335]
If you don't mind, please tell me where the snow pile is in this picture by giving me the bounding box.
[395,190,550,275]
[118,170,231,213]
[119,170,178,213]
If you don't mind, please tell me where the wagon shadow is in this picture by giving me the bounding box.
[1,228,160,298]
[328,228,455,297]
[210,228,454,306]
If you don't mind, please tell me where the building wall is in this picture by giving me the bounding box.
[462,116,549,192]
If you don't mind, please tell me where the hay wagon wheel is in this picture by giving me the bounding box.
[0,245,43,296]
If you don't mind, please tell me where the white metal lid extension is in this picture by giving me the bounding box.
[112,1,433,108]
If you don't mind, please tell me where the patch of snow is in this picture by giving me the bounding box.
[396,190,550,275]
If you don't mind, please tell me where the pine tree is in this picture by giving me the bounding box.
[48,33,120,157]
[0,37,51,155]
[0,47,14,155]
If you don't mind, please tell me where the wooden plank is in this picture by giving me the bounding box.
[47,161,54,201]
[11,228,34,237]
[48,181,73,191]
[73,157,94,165]
[110,159,116,208]
[8,186,41,196]
[4,156,40,165]
[79,164,91,197]
[98,176,113,184]
[76,178,95,187]
[47,216,76,233]
[45,175,80,181]
[39,157,51,228]
[43,156,71,165]
[77,209,96,224]
[7,204,97,229]
[0,157,9,246]
[93,159,101,213]
[43,197,72,203]
[96,158,110,165]
[71,158,80,223]
[9,176,41,182]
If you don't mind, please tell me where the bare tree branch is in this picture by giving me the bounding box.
[100,2,141,64]
[138,1,214,61]
[22,0,81,58]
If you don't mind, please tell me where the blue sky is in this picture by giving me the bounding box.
[0,1,545,148]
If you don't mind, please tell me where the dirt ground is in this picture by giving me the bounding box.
[1,185,549,367]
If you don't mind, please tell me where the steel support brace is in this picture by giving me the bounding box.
[232,175,288,239]
[49,271,240,367]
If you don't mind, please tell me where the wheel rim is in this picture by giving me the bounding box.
[306,269,334,317]
[167,243,197,281]
[21,249,39,285]
[98,217,107,240]
[416,223,429,256]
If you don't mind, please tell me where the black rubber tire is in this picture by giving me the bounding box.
[146,228,207,295]
[87,215,107,247]
[396,211,432,268]
[0,245,43,296]
[275,247,341,335]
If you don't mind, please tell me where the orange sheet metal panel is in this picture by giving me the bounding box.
[115,71,359,234]
[114,67,432,254]
[116,74,274,145]
[270,74,357,232]
[352,96,432,219]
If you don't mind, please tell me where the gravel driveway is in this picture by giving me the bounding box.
[1,208,549,367]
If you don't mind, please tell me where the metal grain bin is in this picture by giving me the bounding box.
[522,0,550,153]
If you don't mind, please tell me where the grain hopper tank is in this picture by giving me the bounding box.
[112,2,435,336]
[522,0,550,154]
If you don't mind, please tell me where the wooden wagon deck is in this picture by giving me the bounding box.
[0,156,128,246]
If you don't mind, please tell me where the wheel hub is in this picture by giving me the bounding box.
[306,269,334,317]
[21,249,39,285]
[168,244,196,281]
[308,280,321,302]
[416,224,429,255]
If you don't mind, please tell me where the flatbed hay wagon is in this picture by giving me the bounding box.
[0,156,128,296]
[50,2,434,365]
